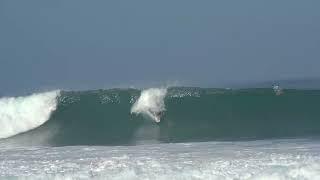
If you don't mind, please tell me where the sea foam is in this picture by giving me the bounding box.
[1,140,320,180]
[131,88,167,122]
[0,90,60,139]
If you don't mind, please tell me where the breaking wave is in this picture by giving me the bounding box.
[131,88,167,122]
[0,91,60,139]
[1,87,320,146]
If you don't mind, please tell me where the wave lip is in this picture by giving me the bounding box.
[3,87,320,147]
[0,90,60,139]
[131,88,167,122]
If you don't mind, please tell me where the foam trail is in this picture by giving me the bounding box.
[131,88,167,122]
[0,90,60,139]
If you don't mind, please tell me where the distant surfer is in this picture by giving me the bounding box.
[273,85,283,96]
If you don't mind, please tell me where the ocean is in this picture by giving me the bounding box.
[1,87,320,179]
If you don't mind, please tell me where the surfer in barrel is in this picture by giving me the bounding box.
[151,111,164,123]
[156,111,164,122]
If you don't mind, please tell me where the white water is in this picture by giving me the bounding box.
[131,88,167,122]
[1,139,320,180]
[0,90,60,139]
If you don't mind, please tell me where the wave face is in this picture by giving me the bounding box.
[0,91,60,139]
[1,87,320,146]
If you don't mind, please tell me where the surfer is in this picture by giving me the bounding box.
[273,85,283,96]
[153,111,164,123]
[157,111,164,118]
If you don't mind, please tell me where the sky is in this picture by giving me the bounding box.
[0,0,319,94]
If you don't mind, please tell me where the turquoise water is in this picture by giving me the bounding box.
[1,87,320,179]
[2,87,320,146]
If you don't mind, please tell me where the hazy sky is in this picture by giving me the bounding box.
[1,0,319,94]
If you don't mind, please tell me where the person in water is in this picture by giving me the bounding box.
[273,85,283,96]
[154,111,164,122]
[156,111,163,118]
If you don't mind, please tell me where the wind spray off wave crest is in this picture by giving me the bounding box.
[131,88,167,122]
[0,90,60,139]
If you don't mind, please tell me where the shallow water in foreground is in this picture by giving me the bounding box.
[1,139,320,180]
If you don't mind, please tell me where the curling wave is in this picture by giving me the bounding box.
[1,87,320,146]
[0,90,60,139]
